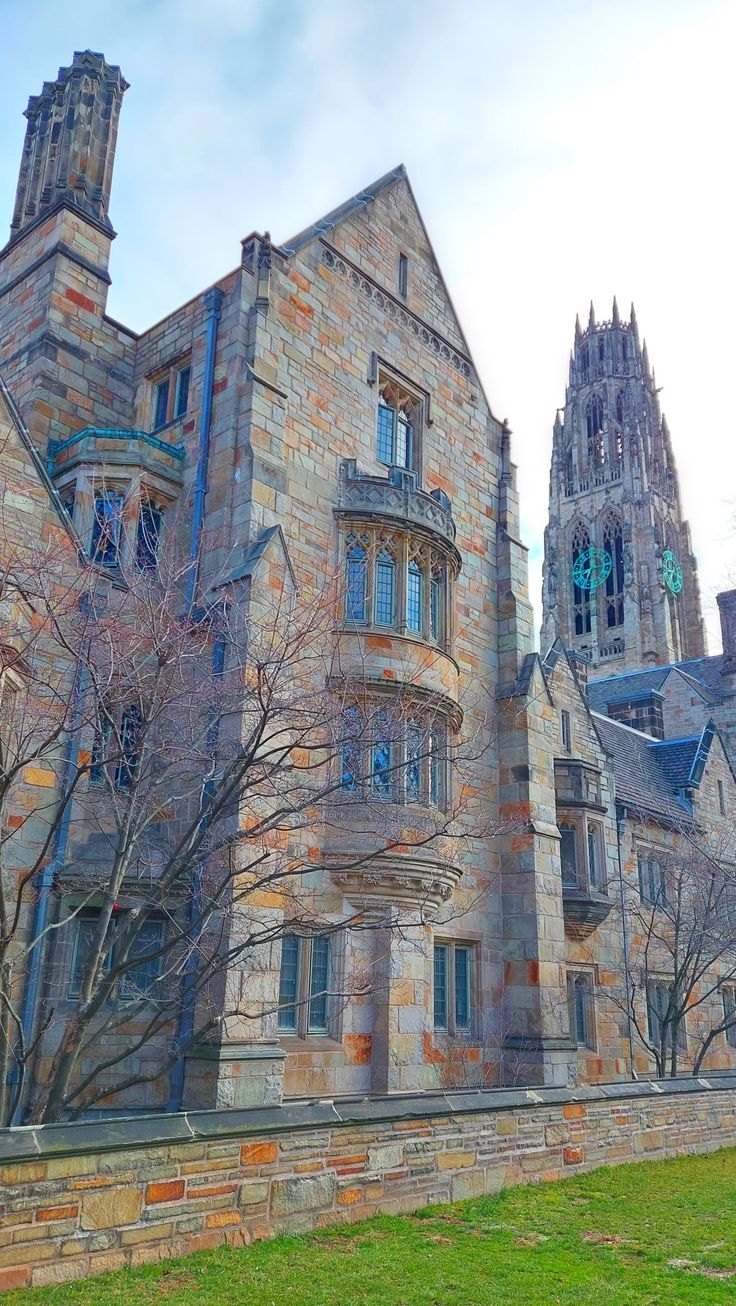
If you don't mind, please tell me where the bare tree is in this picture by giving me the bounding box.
[602,827,736,1077]
[0,485,499,1124]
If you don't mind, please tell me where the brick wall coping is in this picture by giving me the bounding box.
[2,1074,735,1165]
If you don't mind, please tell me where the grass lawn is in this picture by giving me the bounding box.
[8,1148,736,1305]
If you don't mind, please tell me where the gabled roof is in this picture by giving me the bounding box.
[592,712,695,824]
[281,166,408,256]
[588,657,725,713]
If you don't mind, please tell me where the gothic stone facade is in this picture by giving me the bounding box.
[2,53,736,1118]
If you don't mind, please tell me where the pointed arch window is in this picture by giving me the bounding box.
[597,335,605,362]
[586,394,605,466]
[601,511,624,629]
[570,521,592,637]
[377,379,418,471]
[622,335,628,362]
[615,390,625,425]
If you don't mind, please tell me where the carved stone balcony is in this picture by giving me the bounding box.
[336,460,458,553]
[562,886,613,938]
[554,760,606,813]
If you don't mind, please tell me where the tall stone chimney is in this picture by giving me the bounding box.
[8,50,128,248]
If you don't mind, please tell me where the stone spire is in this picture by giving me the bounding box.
[8,51,128,246]
[541,303,706,671]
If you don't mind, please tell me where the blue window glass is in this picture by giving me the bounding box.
[89,717,112,787]
[341,707,361,791]
[406,722,423,802]
[90,491,124,566]
[434,944,448,1029]
[153,378,169,430]
[174,366,190,418]
[136,504,163,572]
[396,411,412,468]
[377,403,395,463]
[115,705,142,791]
[277,935,301,1030]
[407,560,423,633]
[345,544,367,621]
[375,551,396,625]
[454,946,471,1029]
[119,920,165,1000]
[371,711,393,801]
[308,936,331,1032]
[429,725,443,808]
[68,912,112,999]
[430,573,441,642]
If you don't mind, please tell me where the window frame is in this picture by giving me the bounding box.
[559,818,606,893]
[567,970,596,1051]
[90,488,125,567]
[150,359,192,431]
[340,705,449,811]
[136,501,164,573]
[276,932,336,1038]
[722,986,736,1049]
[375,374,422,474]
[561,709,572,754]
[398,252,409,299]
[433,939,476,1036]
[646,978,686,1053]
[341,526,451,650]
[638,851,668,907]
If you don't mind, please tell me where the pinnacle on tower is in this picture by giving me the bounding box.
[575,314,582,342]
[630,303,639,343]
[612,296,620,327]
[588,301,596,330]
[642,340,651,377]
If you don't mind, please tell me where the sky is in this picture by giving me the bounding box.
[1,0,734,649]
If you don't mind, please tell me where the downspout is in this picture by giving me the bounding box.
[184,286,224,613]
[166,628,227,1112]
[616,805,636,1077]
[10,595,94,1124]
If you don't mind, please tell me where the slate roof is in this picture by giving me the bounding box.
[592,712,695,823]
[588,656,725,713]
[649,737,701,788]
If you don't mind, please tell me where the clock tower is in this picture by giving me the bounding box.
[541,301,705,672]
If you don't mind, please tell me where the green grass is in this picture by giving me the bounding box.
[9,1149,736,1305]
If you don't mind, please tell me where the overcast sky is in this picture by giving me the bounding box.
[1,0,734,648]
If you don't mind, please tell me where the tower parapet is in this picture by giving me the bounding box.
[542,302,705,672]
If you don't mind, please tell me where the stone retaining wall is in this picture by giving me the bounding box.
[1,1075,736,1291]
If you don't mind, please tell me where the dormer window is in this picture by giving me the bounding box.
[376,377,419,471]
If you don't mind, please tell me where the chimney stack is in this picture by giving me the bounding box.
[717,590,736,674]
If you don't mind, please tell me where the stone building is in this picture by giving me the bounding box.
[1,52,736,1120]
[541,302,706,674]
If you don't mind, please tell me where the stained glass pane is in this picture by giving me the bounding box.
[455,946,470,1029]
[308,936,330,1032]
[377,404,394,463]
[375,553,395,625]
[434,944,448,1029]
[277,935,301,1030]
[345,546,367,621]
[407,561,423,632]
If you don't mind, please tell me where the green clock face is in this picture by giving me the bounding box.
[572,546,613,591]
[662,549,683,594]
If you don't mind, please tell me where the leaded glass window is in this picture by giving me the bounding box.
[723,988,736,1048]
[277,934,333,1037]
[277,935,301,1030]
[587,822,603,890]
[407,558,423,633]
[638,854,667,906]
[174,366,190,418]
[434,941,474,1034]
[115,705,142,791]
[406,720,423,803]
[119,920,165,1001]
[376,379,418,470]
[153,378,169,430]
[570,521,592,636]
[90,490,124,566]
[601,510,624,629]
[136,503,163,572]
[308,936,331,1032]
[647,979,685,1051]
[345,539,368,621]
[560,825,578,888]
[567,972,595,1049]
[340,707,362,791]
[374,550,396,626]
[371,710,393,801]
